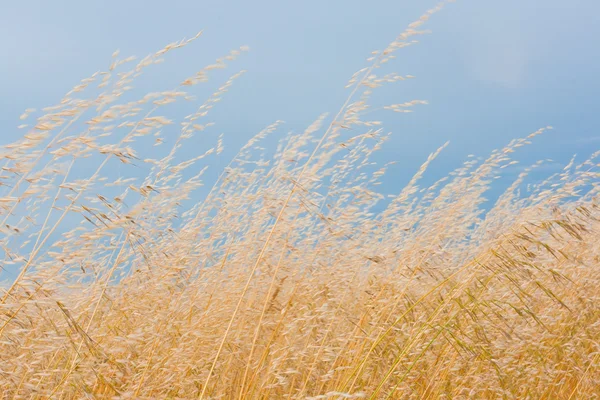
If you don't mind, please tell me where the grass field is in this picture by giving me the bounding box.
[1,2,599,399]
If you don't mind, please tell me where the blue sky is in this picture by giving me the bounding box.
[1,0,599,197]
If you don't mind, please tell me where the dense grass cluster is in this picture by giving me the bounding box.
[1,3,599,399]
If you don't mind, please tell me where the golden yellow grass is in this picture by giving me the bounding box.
[1,2,599,399]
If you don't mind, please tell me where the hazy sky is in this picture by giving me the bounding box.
[1,0,599,194]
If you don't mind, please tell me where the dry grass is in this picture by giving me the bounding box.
[1,3,599,399]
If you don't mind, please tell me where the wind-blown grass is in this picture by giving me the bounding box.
[1,2,599,399]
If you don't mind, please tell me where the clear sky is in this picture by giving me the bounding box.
[1,0,599,196]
